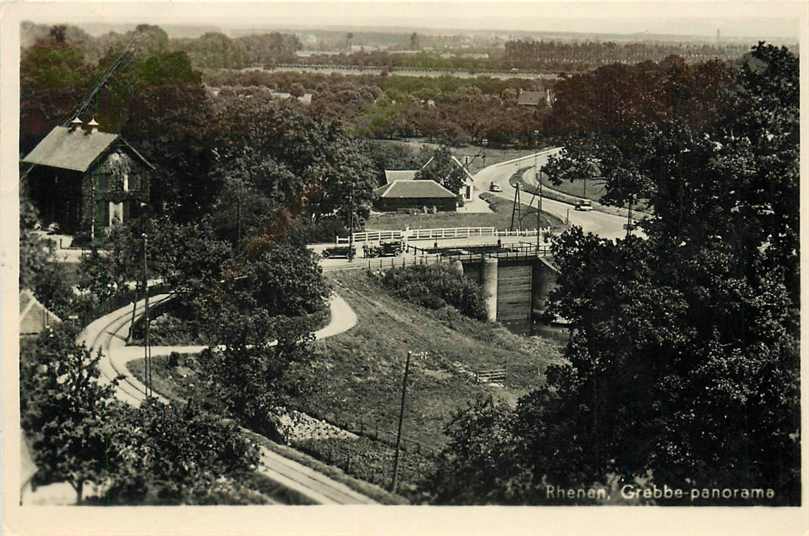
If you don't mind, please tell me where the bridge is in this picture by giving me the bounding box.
[317,227,561,326]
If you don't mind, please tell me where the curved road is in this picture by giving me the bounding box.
[78,292,374,505]
[74,147,628,504]
[474,148,630,241]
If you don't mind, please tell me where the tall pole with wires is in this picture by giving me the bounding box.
[348,181,355,262]
[392,351,425,492]
[142,232,151,398]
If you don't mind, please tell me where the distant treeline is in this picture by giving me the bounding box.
[21,21,302,69]
[288,39,760,74]
[22,21,779,74]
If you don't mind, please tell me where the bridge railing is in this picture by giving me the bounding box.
[336,226,553,244]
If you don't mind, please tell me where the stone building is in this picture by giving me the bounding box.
[22,118,154,240]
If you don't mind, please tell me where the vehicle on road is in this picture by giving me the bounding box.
[321,245,356,259]
[363,240,403,258]
[489,182,503,192]
[575,199,593,211]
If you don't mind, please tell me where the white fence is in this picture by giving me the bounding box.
[336,226,553,244]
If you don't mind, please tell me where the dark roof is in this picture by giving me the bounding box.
[384,170,419,184]
[375,179,457,199]
[22,126,119,172]
[517,91,542,106]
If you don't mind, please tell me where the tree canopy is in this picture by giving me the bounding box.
[429,42,800,506]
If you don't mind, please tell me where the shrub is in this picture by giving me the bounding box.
[380,264,487,320]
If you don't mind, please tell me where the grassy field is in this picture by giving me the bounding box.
[540,176,608,202]
[127,269,566,497]
[366,192,565,231]
[305,270,565,447]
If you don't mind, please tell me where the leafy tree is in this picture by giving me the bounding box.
[20,325,120,503]
[19,191,50,290]
[415,145,466,196]
[194,312,317,440]
[215,96,377,225]
[122,82,218,222]
[174,32,249,69]
[144,216,232,307]
[428,43,800,505]
[102,399,261,504]
[75,223,140,306]
[428,398,528,504]
[237,32,302,66]
[237,241,329,318]
[380,264,487,320]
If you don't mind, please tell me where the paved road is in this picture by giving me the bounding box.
[78,292,374,505]
[474,148,630,241]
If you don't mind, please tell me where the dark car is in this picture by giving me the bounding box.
[321,245,356,259]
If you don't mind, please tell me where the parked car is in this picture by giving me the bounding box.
[321,245,356,259]
[575,199,593,211]
[489,182,503,192]
[363,240,403,258]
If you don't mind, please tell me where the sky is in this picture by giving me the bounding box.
[21,1,805,40]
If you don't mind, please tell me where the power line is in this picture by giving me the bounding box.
[21,33,142,181]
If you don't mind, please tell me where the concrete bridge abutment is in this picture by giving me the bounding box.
[481,257,499,322]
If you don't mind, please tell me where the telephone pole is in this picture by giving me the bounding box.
[142,232,152,398]
[626,194,635,238]
[391,351,426,492]
[510,182,521,231]
[536,166,542,251]
[533,130,542,249]
[348,182,355,262]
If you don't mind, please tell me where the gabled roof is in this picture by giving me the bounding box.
[517,91,542,106]
[384,169,419,184]
[450,156,476,183]
[375,179,457,199]
[22,125,156,173]
[22,126,119,172]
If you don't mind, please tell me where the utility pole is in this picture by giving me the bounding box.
[510,182,521,231]
[536,166,542,251]
[626,194,634,238]
[142,232,151,398]
[236,182,242,252]
[392,351,424,493]
[348,182,355,262]
[533,130,542,250]
[90,178,96,243]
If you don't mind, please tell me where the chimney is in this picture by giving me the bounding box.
[69,117,83,132]
[86,117,99,135]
